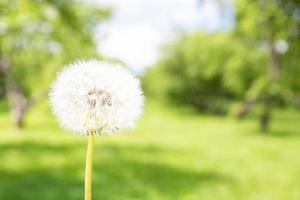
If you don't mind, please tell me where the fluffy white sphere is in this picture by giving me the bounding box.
[49,60,144,135]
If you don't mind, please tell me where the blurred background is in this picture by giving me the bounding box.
[0,0,300,199]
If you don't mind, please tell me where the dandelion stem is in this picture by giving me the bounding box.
[85,133,94,200]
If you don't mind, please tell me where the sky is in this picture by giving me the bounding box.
[94,0,234,73]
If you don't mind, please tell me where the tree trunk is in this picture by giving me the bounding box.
[260,35,279,132]
[260,98,271,132]
[6,82,28,128]
[237,99,256,119]
[0,57,28,129]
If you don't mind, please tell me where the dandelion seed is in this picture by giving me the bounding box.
[49,59,144,135]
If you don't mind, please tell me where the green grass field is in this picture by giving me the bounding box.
[0,101,300,200]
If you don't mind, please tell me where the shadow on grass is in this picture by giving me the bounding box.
[268,129,300,137]
[0,141,232,200]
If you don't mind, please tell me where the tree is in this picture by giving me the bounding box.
[235,0,300,131]
[143,0,300,132]
[0,0,110,128]
[143,31,265,114]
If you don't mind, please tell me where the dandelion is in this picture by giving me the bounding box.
[49,59,144,200]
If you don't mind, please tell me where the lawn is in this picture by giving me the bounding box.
[0,101,299,200]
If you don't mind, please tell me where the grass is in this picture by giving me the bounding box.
[0,101,300,200]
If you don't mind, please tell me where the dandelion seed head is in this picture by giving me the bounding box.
[49,59,144,135]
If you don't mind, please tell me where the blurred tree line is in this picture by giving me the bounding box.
[143,0,300,131]
[0,0,110,127]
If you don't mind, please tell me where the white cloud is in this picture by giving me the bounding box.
[96,24,163,72]
[94,0,232,72]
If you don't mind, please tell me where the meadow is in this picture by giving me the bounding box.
[0,101,299,200]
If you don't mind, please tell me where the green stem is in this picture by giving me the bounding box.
[85,133,94,200]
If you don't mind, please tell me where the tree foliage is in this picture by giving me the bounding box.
[143,0,300,130]
[144,32,266,113]
[0,0,110,127]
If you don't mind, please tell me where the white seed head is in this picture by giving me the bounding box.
[49,60,144,135]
